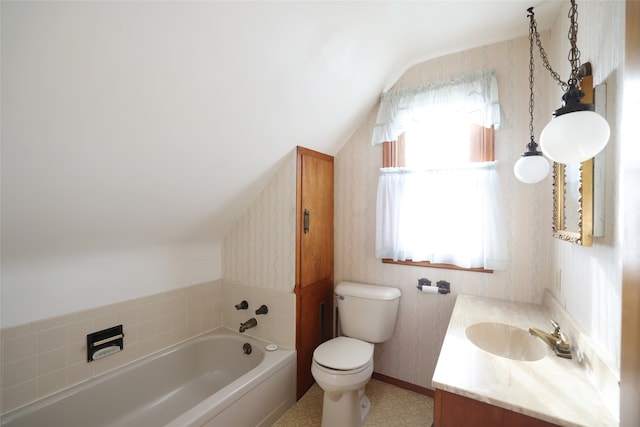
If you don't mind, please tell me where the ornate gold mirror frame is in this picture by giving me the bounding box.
[552,160,593,246]
[552,63,594,246]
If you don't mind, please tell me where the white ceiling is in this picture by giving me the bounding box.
[1,1,561,261]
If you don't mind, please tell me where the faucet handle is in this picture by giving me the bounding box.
[235,300,249,310]
[550,320,570,348]
[554,330,572,356]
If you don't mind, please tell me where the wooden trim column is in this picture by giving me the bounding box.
[620,1,640,425]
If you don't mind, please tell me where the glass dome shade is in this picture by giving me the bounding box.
[540,110,610,164]
[514,154,550,184]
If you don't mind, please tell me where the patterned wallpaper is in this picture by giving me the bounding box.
[222,150,297,293]
[334,34,555,389]
[546,0,624,373]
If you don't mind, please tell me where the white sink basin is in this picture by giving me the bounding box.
[465,322,548,361]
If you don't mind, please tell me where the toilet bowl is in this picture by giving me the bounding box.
[311,337,374,427]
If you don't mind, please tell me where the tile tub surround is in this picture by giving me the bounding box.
[221,280,296,350]
[0,279,296,415]
[0,280,222,414]
[432,293,618,427]
[2,329,296,427]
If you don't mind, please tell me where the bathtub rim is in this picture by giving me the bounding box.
[1,327,296,426]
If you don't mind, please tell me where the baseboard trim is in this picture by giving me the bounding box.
[372,372,435,398]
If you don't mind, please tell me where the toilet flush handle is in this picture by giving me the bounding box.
[335,294,344,300]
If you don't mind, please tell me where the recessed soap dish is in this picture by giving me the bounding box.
[92,345,121,360]
[87,325,124,362]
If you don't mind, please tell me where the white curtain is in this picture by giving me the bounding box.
[372,69,506,270]
[375,162,508,270]
[371,69,500,145]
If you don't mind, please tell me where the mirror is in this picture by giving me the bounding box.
[552,159,593,246]
[552,64,597,246]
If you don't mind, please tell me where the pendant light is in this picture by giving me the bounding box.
[514,7,549,184]
[536,0,610,164]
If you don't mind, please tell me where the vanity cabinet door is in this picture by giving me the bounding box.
[502,410,560,427]
[434,389,560,427]
[435,389,503,426]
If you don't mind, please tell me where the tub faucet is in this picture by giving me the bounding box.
[239,318,257,333]
[529,320,572,359]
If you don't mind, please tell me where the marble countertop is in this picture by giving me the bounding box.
[432,294,618,427]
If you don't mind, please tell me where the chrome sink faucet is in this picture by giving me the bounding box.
[529,320,572,359]
[239,318,257,333]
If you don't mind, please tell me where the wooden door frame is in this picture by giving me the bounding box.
[620,1,640,425]
[294,146,335,400]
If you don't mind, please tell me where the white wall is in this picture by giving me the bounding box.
[1,1,227,328]
[1,243,221,328]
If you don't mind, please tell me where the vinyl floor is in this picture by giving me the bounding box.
[273,378,434,426]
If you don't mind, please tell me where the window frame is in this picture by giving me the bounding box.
[380,124,496,274]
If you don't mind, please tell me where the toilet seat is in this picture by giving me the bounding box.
[313,358,372,377]
[313,337,373,371]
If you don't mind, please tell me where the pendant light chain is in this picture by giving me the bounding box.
[528,1,584,92]
[514,6,551,182]
[518,0,609,171]
[528,9,536,145]
[567,0,581,84]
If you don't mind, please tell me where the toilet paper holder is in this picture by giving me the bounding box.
[417,278,450,294]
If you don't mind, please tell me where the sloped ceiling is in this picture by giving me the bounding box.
[1,1,561,261]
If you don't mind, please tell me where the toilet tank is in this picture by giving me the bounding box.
[335,281,401,343]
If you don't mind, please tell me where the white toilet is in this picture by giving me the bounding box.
[311,281,401,427]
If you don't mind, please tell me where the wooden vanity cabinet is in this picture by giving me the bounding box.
[434,389,560,427]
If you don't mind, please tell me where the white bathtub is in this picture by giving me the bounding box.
[1,328,296,427]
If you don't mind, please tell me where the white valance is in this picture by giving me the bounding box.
[371,69,501,144]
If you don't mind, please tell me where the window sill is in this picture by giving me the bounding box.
[381,259,493,273]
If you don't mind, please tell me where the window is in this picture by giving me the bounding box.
[372,70,507,272]
[383,124,494,168]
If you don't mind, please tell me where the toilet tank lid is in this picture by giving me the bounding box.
[335,281,401,300]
